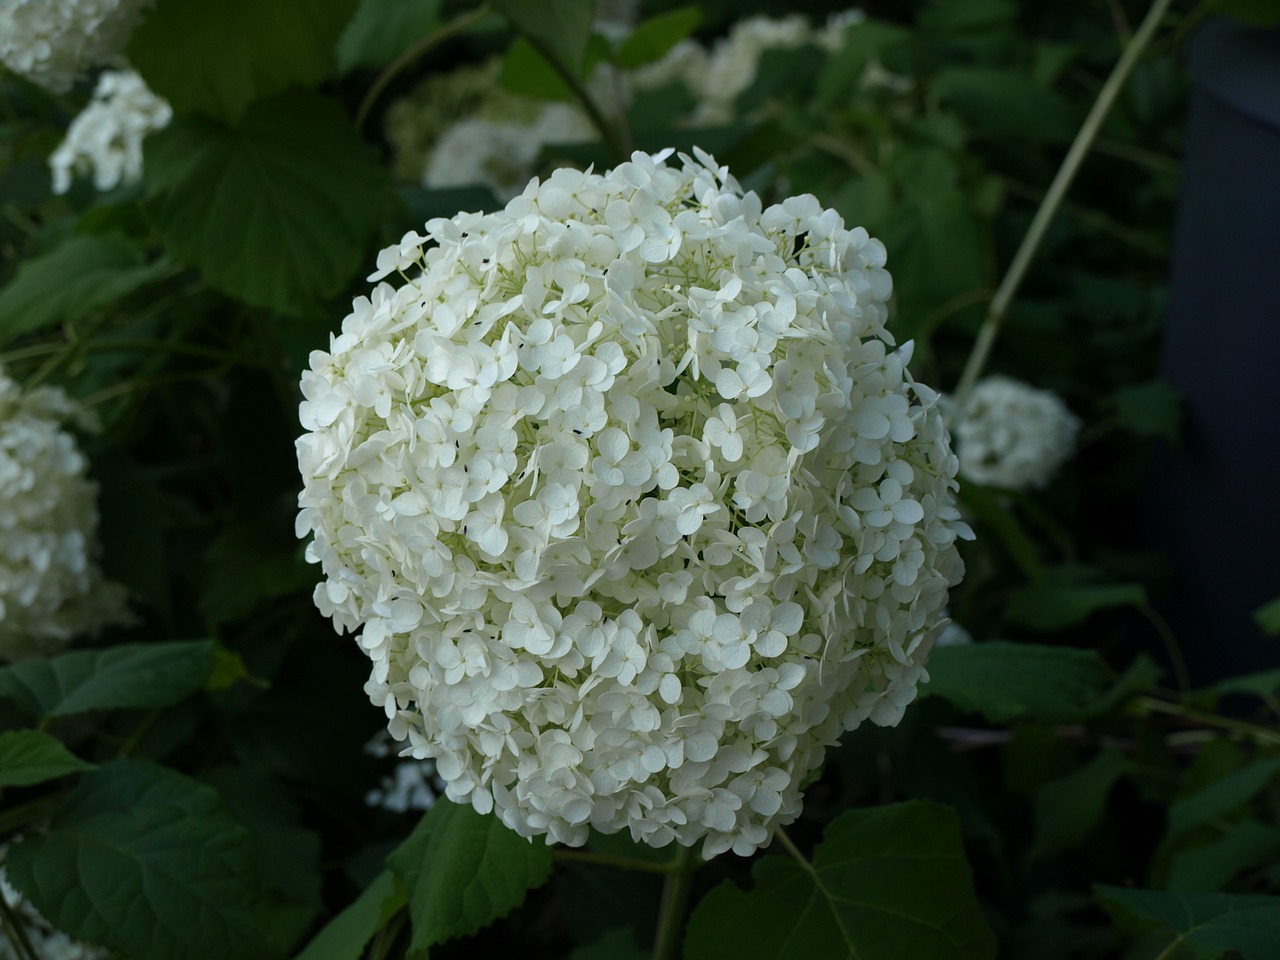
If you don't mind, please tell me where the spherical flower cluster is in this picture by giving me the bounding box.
[1,850,107,960]
[364,731,442,813]
[49,67,171,195]
[0,369,126,661]
[296,149,971,857]
[954,375,1080,490]
[0,0,151,93]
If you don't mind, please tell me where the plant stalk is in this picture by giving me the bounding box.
[356,4,493,130]
[953,0,1175,405]
[651,844,698,960]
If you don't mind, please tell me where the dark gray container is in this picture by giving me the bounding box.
[1153,19,1280,684]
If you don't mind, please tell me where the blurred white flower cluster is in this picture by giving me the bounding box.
[0,0,151,93]
[296,149,970,857]
[1,856,106,960]
[636,12,861,124]
[955,375,1080,490]
[425,102,594,202]
[49,67,171,195]
[364,731,441,813]
[390,11,861,200]
[0,369,126,661]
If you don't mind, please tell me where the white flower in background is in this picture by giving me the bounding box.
[364,730,442,812]
[0,369,127,661]
[424,102,594,201]
[49,68,171,195]
[935,617,973,647]
[0,0,151,93]
[1,854,107,960]
[954,375,1080,490]
[297,149,971,857]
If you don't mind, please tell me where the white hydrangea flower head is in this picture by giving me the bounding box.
[955,375,1080,490]
[1,852,108,960]
[49,67,171,195]
[0,369,127,661]
[0,0,151,93]
[297,149,972,858]
[424,102,595,202]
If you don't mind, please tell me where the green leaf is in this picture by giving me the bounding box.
[1029,749,1128,860]
[128,0,359,123]
[1005,581,1148,632]
[685,802,996,960]
[386,798,555,951]
[1114,379,1182,441]
[956,481,1044,581]
[567,927,648,960]
[933,67,1076,144]
[1213,0,1280,27]
[0,729,95,787]
[1254,597,1280,636]
[616,7,702,69]
[1168,821,1280,892]
[144,92,392,316]
[923,642,1115,724]
[876,177,987,338]
[816,19,910,104]
[1096,886,1280,960]
[336,0,444,74]
[492,0,594,76]
[204,767,322,953]
[6,759,274,960]
[294,871,406,960]
[0,640,216,721]
[1166,756,1280,844]
[0,233,169,345]
[1201,667,1280,702]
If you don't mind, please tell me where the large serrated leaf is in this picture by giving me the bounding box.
[128,0,358,123]
[922,642,1115,724]
[386,798,555,952]
[0,233,169,345]
[0,640,215,721]
[0,729,95,787]
[685,802,996,960]
[1097,887,1280,960]
[6,760,275,960]
[143,92,392,316]
[616,7,702,69]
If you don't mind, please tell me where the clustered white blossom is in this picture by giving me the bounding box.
[1,853,107,960]
[0,0,151,93]
[425,103,595,202]
[364,731,442,812]
[49,67,171,195]
[633,11,862,124]
[0,368,126,661]
[954,375,1080,491]
[297,149,971,857]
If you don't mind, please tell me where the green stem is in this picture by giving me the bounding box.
[953,0,1174,406]
[554,847,676,874]
[774,827,813,873]
[518,29,629,159]
[356,3,493,130]
[0,886,39,960]
[1137,696,1280,748]
[651,844,698,960]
